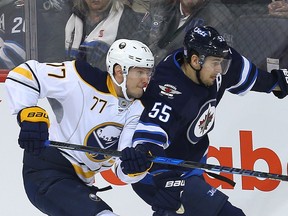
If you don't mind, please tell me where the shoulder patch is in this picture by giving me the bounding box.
[159,84,182,99]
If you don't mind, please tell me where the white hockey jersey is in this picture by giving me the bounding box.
[5,59,143,185]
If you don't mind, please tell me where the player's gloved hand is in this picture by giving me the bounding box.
[152,171,185,213]
[17,106,50,155]
[271,69,288,99]
[120,144,153,176]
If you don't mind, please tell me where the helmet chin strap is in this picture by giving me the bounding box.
[188,63,205,87]
[119,76,133,101]
[110,74,133,101]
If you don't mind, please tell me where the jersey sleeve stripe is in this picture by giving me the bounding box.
[227,56,250,90]
[12,67,33,80]
[5,76,40,93]
[133,121,170,148]
[227,56,257,95]
[229,69,258,96]
[6,62,41,93]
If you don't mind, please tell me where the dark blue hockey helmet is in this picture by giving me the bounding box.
[183,26,231,74]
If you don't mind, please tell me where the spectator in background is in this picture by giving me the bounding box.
[0,0,25,70]
[121,0,150,13]
[0,0,17,8]
[0,0,72,69]
[65,0,144,70]
[268,0,288,17]
[133,0,234,64]
[223,0,288,71]
[37,0,73,62]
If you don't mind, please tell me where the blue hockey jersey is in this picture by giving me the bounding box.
[132,47,278,168]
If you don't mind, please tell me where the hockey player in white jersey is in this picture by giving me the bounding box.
[5,39,154,216]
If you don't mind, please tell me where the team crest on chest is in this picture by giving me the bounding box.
[84,123,123,162]
[187,100,216,144]
[159,84,182,99]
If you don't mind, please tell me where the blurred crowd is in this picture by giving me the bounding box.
[0,0,288,71]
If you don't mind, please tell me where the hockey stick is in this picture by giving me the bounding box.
[45,140,288,182]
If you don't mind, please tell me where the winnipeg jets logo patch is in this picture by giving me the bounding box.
[194,104,215,137]
[159,84,182,99]
[187,100,216,144]
[198,109,214,134]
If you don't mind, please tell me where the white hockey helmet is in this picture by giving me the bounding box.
[106,39,154,100]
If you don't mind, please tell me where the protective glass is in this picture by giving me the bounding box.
[128,67,154,78]
[202,56,232,75]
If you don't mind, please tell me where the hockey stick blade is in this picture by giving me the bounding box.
[45,140,288,182]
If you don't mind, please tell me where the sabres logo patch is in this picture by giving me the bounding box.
[85,123,123,162]
[159,84,182,99]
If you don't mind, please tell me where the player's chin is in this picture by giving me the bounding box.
[207,77,217,86]
[129,89,144,99]
[204,80,214,87]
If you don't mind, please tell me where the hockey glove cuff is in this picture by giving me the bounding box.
[17,106,50,155]
[271,69,288,99]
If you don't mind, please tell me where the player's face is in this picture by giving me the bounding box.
[85,0,111,12]
[199,56,223,86]
[126,67,152,99]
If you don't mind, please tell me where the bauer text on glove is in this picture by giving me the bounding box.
[152,171,185,213]
[17,106,49,155]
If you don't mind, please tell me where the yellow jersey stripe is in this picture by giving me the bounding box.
[13,67,33,80]
[72,164,96,178]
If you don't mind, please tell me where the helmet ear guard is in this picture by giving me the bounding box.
[198,55,206,65]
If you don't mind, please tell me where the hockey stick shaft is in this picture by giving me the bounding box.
[45,140,288,181]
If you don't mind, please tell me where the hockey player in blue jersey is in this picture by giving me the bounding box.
[118,26,288,215]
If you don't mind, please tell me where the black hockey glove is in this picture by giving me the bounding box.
[152,171,185,213]
[121,144,153,176]
[271,69,288,99]
[17,106,50,155]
